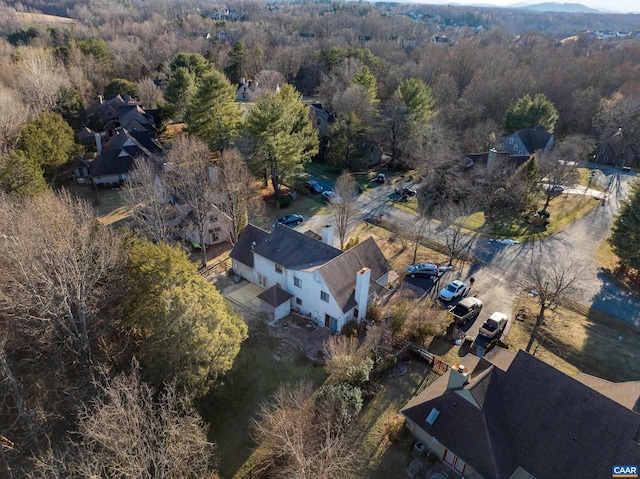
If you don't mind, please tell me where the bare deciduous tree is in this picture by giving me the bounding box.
[165,135,214,267]
[8,48,70,113]
[436,201,475,266]
[123,156,173,244]
[520,255,587,352]
[0,191,121,367]
[0,86,30,153]
[254,69,286,96]
[28,362,217,479]
[328,172,357,250]
[216,149,262,245]
[136,77,162,109]
[252,381,361,479]
[323,335,372,385]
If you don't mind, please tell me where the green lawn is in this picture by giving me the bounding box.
[390,192,600,242]
[575,166,605,192]
[200,327,327,479]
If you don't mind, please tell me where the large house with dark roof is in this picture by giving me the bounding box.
[230,223,391,331]
[467,126,554,171]
[74,96,163,186]
[499,125,554,157]
[401,348,640,479]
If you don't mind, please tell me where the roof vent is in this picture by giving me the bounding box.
[426,408,440,425]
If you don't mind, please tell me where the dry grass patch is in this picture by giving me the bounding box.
[13,12,76,23]
[594,237,618,271]
[505,296,640,381]
[348,222,449,272]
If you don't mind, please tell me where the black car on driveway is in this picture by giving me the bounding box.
[405,263,438,278]
[276,214,304,226]
[304,180,323,193]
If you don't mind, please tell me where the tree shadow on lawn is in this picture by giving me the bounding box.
[198,328,328,478]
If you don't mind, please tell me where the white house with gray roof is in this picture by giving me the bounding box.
[230,223,391,331]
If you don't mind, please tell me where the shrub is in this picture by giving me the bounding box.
[485,339,509,354]
[385,413,406,442]
[366,303,382,322]
[341,319,359,337]
[344,236,360,250]
[315,383,363,430]
[278,195,292,208]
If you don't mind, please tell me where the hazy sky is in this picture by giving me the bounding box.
[420,0,640,14]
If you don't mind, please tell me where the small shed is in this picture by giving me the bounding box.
[257,285,293,321]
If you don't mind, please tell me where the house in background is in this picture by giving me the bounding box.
[235,78,259,102]
[230,223,391,330]
[499,125,554,157]
[401,348,640,479]
[466,126,554,171]
[73,127,162,186]
[309,103,330,139]
[594,128,636,167]
[74,97,163,186]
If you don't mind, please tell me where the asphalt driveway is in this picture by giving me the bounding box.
[296,165,640,327]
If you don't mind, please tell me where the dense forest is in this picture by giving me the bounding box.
[1,0,640,477]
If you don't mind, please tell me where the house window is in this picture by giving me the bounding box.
[296,297,302,305]
[320,291,329,302]
[294,277,301,288]
[275,264,283,274]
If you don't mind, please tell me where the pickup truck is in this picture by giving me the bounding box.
[479,312,509,338]
[448,297,483,325]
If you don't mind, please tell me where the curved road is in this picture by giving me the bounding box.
[298,165,640,327]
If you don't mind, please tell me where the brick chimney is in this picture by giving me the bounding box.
[354,267,371,321]
[321,224,334,246]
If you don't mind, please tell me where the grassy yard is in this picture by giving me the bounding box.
[575,166,605,192]
[351,361,441,478]
[64,181,131,225]
[347,221,450,271]
[201,326,327,479]
[389,192,600,242]
[504,296,640,381]
[426,293,640,382]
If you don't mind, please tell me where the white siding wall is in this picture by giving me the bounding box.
[254,254,347,331]
[93,174,124,185]
[232,260,256,283]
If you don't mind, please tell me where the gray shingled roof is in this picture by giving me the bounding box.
[252,223,341,270]
[257,285,293,307]
[401,349,640,479]
[229,224,270,268]
[89,149,134,177]
[317,237,391,313]
[514,125,552,154]
[576,373,640,413]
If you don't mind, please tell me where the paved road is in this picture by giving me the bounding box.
[296,166,640,327]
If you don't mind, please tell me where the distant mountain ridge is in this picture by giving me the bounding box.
[509,2,600,12]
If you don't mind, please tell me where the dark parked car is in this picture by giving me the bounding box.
[405,263,438,278]
[375,173,385,183]
[276,214,304,226]
[304,180,323,193]
[396,186,417,197]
